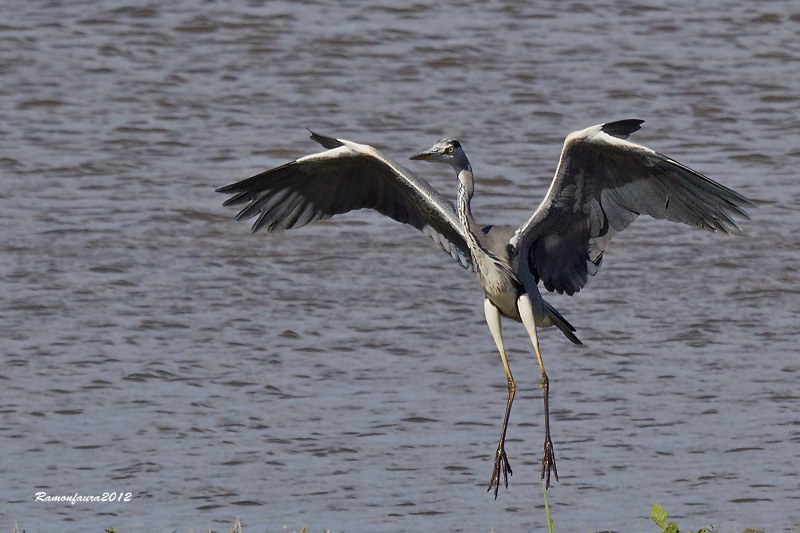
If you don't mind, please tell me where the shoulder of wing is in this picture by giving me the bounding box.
[563,122,655,157]
[342,139,415,177]
[296,139,412,176]
[510,121,650,254]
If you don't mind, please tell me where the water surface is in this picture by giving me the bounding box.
[1,1,799,531]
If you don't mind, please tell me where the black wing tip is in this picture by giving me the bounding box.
[307,128,344,149]
[601,119,645,139]
[737,195,758,209]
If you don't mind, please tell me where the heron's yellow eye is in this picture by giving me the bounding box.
[445,145,454,154]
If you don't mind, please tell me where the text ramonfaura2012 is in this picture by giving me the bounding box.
[35,492,133,504]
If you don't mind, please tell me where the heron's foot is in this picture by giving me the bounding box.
[487,444,513,499]
[540,434,558,489]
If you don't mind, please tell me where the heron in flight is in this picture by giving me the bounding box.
[216,119,753,497]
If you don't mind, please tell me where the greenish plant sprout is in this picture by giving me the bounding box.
[541,479,555,533]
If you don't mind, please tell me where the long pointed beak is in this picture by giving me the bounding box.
[409,147,439,161]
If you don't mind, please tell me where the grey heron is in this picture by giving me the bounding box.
[216,119,754,497]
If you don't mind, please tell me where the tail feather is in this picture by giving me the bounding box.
[544,301,583,346]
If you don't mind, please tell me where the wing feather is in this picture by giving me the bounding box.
[217,133,472,269]
[512,119,755,296]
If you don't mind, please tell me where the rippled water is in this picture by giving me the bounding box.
[1,1,799,531]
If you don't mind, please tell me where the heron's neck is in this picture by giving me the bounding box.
[456,166,489,254]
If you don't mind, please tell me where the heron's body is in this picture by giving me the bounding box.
[457,170,561,330]
[459,180,520,319]
[217,119,754,496]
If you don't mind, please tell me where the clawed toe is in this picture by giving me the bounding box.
[540,436,558,489]
[487,446,513,499]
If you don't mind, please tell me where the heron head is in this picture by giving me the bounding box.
[409,139,464,166]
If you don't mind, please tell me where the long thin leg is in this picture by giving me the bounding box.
[517,293,558,488]
[483,298,515,499]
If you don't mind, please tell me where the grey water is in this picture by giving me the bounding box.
[1,1,799,531]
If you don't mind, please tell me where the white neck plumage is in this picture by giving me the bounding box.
[456,167,490,258]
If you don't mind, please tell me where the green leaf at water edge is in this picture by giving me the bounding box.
[651,503,669,528]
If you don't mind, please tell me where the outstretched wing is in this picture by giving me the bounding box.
[511,119,755,296]
[216,131,472,269]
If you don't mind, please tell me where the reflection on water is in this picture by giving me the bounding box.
[1,1,798,531]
